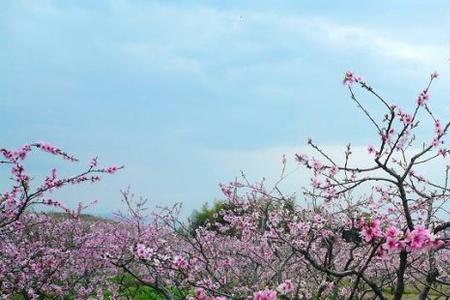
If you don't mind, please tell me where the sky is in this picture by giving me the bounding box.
[1,1,450,216]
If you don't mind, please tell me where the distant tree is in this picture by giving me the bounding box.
[189,201,225,232]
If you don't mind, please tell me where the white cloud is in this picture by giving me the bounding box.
[13,1,447,74]
[304,18,447,67]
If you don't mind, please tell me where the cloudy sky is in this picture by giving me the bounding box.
[1,1,450,215]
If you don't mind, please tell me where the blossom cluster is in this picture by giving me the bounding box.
[360,220,445,255]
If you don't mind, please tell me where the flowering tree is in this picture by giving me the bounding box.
[110,71,450,300]
[292,71,450,299]
[0,143,121,227]
[0,143,121,298]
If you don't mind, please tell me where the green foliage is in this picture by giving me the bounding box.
[188,200,226,232]
[109,275,166,300]
[188,197,298,237]
[108,274,190,300]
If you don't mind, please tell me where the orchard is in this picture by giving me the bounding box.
[1,71,449,299]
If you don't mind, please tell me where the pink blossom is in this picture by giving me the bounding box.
[360,219,382,243]
[173,255,188,269]
[253,289,277,300]
[311,159,323,173]
[405,226,432,250]
[105,166,120,174]
[328,165,339,177]
[90,157,98,168]
[382,128,394,144]
[343,71,362,86]
[383,236,400,252]
[311,177,321,188]
[417,90,430,106]
[324,186,338,200]
[193,288,209,300]
[401,113,413,125]
[435,120,443,135]
[385,226,400,238]
[277,279,295,295]
[432,137,440,148]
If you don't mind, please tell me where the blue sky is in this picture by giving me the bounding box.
[1,1,450,215]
